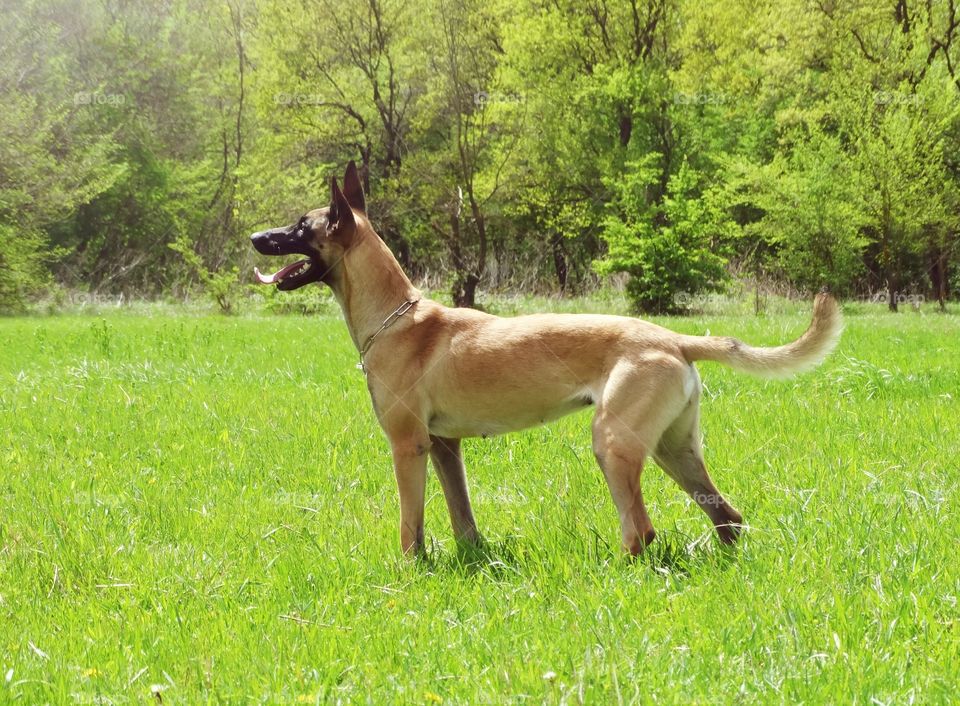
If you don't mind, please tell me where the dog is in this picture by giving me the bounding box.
[251,162,842,556]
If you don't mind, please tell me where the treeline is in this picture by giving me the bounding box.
[2,0,959,312]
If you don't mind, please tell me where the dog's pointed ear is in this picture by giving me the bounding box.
[342,160,366,214]
[328,176,356,234]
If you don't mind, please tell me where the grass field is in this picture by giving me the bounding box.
[1,301,958,704]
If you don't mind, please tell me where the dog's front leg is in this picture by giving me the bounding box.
[390,436,430,555]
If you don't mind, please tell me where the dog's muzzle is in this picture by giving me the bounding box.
[250,227,326,290]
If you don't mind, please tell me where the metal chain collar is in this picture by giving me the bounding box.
[357,298,419,374]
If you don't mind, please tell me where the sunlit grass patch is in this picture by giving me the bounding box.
[0,304,957,703]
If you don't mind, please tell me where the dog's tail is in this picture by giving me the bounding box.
[678,293,842,378]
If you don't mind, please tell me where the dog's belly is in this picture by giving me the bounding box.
[427,393,593,438]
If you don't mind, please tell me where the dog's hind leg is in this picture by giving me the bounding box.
[653,370,743,544]
[429,435,481,544]
[591,430,655,556]
[591,358,689,555]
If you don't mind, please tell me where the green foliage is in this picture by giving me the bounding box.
[0,226,51,312]
[739,134,869,293]
[2,0,960,306]
[168,237,243,314]
[1,0,252,299]
[256,285,338,316]
[846,83,956,302]
[598,161,734,313]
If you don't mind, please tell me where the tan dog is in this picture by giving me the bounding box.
[251,162,842,555]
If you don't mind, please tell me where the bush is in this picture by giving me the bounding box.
[257,285,338,316]
[596,160,733,313]
[168,237,244,314]
[0,225,51,313]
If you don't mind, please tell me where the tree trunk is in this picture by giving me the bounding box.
[359,146,372,193]
[391,230,411,271]
[938,252,947,312]
[445,186,480,309]
[887,276,898,312]
[449,184,486,310]
[493,236,505,288]
[618,109,632,147]
[551,232,568,291]
[454,272,480,308]
[931,247,947,312]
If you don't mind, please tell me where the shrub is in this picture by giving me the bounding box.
[596,160,733,313]
[257,285,338,316]
[168,236,243,314]
[0,225,51,313]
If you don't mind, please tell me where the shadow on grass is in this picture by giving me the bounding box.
[415,534,525,579]
[567,522,744,577]
[638,530,742,576]
[412,526,743,580]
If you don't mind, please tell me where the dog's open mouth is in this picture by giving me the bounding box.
[254,259,312,285]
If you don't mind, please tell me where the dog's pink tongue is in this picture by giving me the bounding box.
[254,260,306,285]
[254,267,281,285]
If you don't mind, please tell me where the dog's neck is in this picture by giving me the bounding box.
[334,230,421,353]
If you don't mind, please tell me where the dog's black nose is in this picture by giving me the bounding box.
[250,231,279,255]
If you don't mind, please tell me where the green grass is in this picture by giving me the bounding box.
[1,302,958,704]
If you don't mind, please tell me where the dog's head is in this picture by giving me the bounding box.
[250,161,365,290]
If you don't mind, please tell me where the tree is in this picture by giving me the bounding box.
[0,0,124,307]
[251,0,422,265]
[417,0,519,307]
[818,0,960,308]
[496,0,683,293]
[4,0,960,310]
[739,132,869,295]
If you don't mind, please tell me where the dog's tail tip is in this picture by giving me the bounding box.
[748,291,843,377]
[793,291,843,371]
